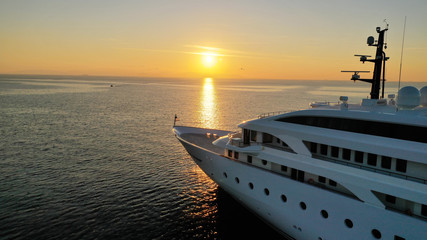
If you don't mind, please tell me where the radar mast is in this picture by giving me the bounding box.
[343,25,389,99]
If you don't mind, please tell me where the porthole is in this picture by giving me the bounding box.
[235,177,240,183]
[344,219,353,228]
[281,194,287,202]
[300,202,307,210]
[223,172,228,178]
[321,210,328,218]
[264,188,270,196]
[248,182,254,189]
[372,229,381,239]
[262,160,267,165]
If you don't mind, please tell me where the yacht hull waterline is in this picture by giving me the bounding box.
[172,25,427,239]
[173,126,426,240]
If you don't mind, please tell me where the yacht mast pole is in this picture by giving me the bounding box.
[345,27,389,99]
[370,27,387,99]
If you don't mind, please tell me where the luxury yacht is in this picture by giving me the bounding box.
[173,26,427,240]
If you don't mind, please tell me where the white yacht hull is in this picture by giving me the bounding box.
[174,126,426,240]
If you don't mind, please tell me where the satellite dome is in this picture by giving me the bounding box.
[397,86,420,109]
[420,86,427,107]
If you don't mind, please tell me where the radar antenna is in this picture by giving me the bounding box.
[342,26,389,99]
[341,71,370,81]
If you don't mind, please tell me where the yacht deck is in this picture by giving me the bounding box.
[180,133,225,154]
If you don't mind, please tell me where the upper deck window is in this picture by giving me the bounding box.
[250,130,257,142]
[263,133,273,143]
[276,116,427,143]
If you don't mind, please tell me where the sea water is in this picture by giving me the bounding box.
[0,76,424,240]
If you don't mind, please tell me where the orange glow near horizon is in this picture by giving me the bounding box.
[1,1,427,82]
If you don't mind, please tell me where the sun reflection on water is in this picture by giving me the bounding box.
[199,78,217,129]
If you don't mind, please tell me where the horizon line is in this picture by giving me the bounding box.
[0,73,414,83]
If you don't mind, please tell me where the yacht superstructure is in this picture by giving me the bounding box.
[173,26,427,240]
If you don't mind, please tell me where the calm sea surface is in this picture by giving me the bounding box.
[1,76,425,240]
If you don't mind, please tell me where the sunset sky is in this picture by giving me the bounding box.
[1,0,426,81]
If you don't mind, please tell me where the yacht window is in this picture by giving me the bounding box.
[367,153,377,166]
[321,210,328,219]
[342,148,351,160]
[297,170,305,182]
[300,202,307,210]
[276,116,427,144]
[281,194,287,202]
[318,176,326,183]
[263,133,273,143]
[282,141,289,147]
[385,194,396,204]
[422,204,427,217]
[381,156,391,169]
[310,142,317,153]
[372,229,381,239]
[276,138,281,144]
[281,165,288,172]
[344,219,353,228]
[234,152,239,159]
[250,130,257,141]
[355,151,364,163]
[262,160,267,165]
[329,179,337,187]
[243,129,250,145]
[247,155,252,163]
[228,150,232,157]
[320,144,328,155]
[331,146,339,158]
[396,159,407,173]
[291,169,297,180]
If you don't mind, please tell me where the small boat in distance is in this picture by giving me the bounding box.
[173,25,427,239]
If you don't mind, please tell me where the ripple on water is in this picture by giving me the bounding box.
[0,77,328,239]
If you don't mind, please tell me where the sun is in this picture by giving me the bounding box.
[201,52,217,68]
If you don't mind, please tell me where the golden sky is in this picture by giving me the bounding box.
[1,0,427,81]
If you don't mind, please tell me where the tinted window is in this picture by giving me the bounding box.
[368,153,377,166]
[422,204,427,216]
[276,116,427,143]
[381,156,391,169]
[331,146,339,158]
[263,133,273,143]
[320,144,328,155]
[310,142,317,153]
[291,168,297,180]
[355,151,364,163]
[250,130,257,141]
[385,194,396,204]
[343,148,351,160]
[396,159,407,173]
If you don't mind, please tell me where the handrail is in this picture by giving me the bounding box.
[258,111,289,119]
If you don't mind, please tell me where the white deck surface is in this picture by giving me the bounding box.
[180,133,224,154]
